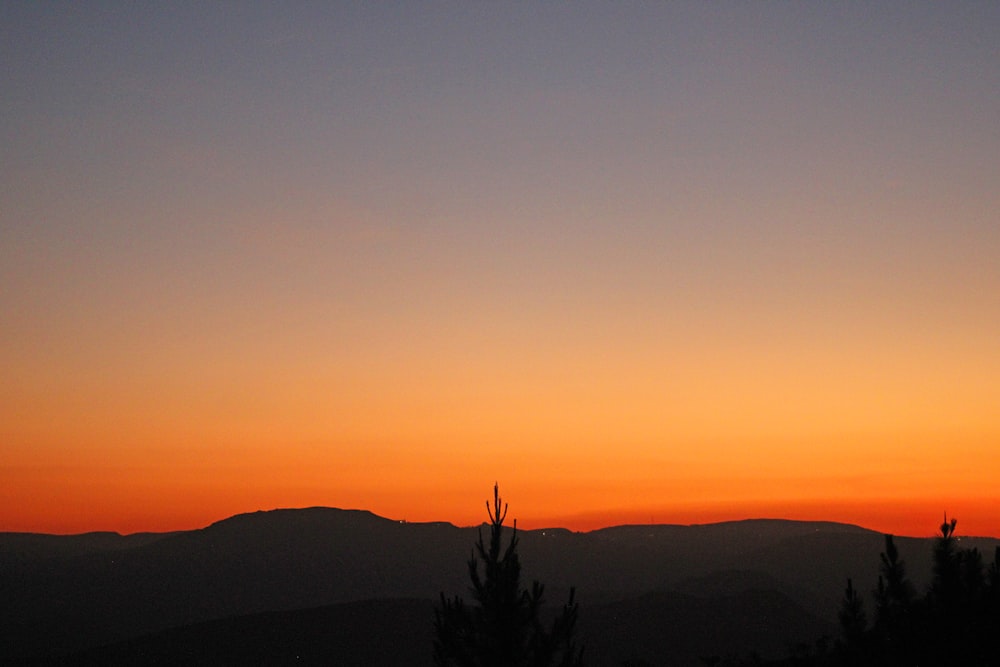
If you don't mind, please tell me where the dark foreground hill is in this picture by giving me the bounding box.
[3,508,996,663]
[14,591,833,667]
[18,599,438,667]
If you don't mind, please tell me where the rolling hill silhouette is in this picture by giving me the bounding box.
[3,508,996,664]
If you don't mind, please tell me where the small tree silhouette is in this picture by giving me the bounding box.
[870,534,917,664]
[434,484,583,667]
[838,577,867,645]
[930,513,962,612]
[873,534,914,633]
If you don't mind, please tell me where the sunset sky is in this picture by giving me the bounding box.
[2,3,998,537]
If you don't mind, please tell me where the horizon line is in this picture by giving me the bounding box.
[5,505,998,540]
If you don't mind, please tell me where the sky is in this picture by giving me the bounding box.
[2,2,999,537]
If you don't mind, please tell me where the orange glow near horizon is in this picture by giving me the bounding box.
[3,422,998,537]
[3,480,999,540]
[3,310,999,537]
[3,305,998,537]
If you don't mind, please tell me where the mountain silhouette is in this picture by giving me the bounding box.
[3,508,997,663]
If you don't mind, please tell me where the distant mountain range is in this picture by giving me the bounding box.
[3,508,996,665]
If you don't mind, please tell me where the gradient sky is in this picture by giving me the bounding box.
[2,3,998,537]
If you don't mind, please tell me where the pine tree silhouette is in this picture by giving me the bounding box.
[434,484,583,667]
[821,516,1000,666]
[930,513,961,613]
[874,535,914,629]
[838,577,867,644]
[871,534,917,665]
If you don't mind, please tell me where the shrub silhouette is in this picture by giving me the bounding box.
[434,484,583,667]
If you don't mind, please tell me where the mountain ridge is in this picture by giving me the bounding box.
[3,508,885,540]
[3,507,997,662]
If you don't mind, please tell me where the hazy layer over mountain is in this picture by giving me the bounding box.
[3,508,995,662]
